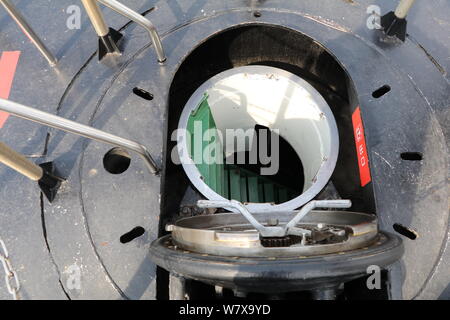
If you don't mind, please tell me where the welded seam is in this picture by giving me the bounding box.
[77,161,129,299]
[413,230,450,299]
[408,35,447,78]
[39,193,71,300]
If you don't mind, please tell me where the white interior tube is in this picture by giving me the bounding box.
[178,66,339,213]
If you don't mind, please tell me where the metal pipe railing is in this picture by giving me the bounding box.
[97,0,166,63]
[0,98,159,175]
[395,0,416,19]
[0,141,43,181]
[82,0,166,63]
[0,0,57,66]
[0,0,165,65]
[81,0,110,37]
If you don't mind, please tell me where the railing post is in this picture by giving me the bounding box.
[81,0,123,60]
[0,141,63,202]
[96,0,166,63]
[381,0,416,42]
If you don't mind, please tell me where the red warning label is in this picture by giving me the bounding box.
[0,51,21,128]
[352,107,371,187]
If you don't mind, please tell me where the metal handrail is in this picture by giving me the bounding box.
[395,0,416,19]
[0,0,166,66]
[97,0,166,63]
[0,98,159,175]
[0,0,57,66]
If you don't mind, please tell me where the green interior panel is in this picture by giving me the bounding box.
[247,176,260,203]
[186,93,297,204]
[240,176,248,202]
[229,168,241,201]
[187,93,225,197]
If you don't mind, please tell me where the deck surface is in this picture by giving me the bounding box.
[0,0,448,300]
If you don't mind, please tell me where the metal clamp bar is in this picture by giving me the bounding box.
[197,199,352,238]
[284,200,352,232]
[197,199,285,237]
[96,0,166,63]
[0,0,57,66]
[0,98,159,175]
